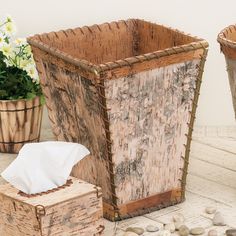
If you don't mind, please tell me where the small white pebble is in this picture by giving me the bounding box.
[175,221,183,230]
[190,227,205,235]
[212,212,226,226]
[146,224,159,232]
[164,223,175,233]
[173,213,185,223]
[179,225,190,236]
[205,206,217,214]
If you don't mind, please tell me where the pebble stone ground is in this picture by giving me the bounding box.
[0,127,236,236]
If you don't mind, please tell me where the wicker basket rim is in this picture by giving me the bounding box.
[217,24,236,48]
[27,19,208,75]
[0,96,41,103]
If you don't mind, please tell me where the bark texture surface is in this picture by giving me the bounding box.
[105,60,201,205]
[39,60,112,203]
[0,177,104,236]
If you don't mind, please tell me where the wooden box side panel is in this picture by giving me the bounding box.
[105,59,201,205]
[41,192,103,236]
[32,48,112,202]
[225,57,236,118]
[0,193,40,236]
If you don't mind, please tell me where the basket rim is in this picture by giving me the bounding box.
[0,95,41,103]
[27,19,208,75]
[217,24,236,48]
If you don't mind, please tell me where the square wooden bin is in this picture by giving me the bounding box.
[28,19,209,221]
[0,177,104,236]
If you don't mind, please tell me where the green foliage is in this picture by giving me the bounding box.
[0,51,42,100]
[0,16,43,101]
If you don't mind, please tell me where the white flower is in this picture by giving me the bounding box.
[25,64,39,81]
[6,15,13,23]
[14,38,27,46]
[24,44,32,55]
[0,34,4,47]
[0,43,13,57]
[4,22,16,36]
[33,73,39,83]
[4,58,13,67]
[19,59,30,70]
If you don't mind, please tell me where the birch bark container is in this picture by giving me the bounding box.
[0,96,43,153]
[218,25,236,119]
[28,19,208,221]
[0,177,104,236]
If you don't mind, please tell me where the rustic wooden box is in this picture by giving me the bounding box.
[218,25,236,119]
[0,177,104,235]
[28,19,208,221]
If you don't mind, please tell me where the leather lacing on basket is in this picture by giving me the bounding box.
[18,179,73,198]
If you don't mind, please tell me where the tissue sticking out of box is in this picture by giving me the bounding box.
[1,141,90,194]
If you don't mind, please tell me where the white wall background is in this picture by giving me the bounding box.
[1,0,236,126]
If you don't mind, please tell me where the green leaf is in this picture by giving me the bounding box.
[26,92,36,100]
[0,64,43,100]
[40,95,45,105]
[0,89,7,97]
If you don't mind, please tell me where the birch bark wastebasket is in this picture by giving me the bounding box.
[218,25,236,119]
[28,19,208,221]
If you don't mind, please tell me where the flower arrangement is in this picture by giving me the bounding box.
[0,16,42,100]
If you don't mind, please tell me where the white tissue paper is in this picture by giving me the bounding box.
[1,141,90,194]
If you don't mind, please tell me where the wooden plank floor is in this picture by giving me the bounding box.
[0,128,236,235]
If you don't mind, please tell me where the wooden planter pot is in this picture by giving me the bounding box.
[28,19,208,221]
[0,96,43,153]
[218,25,236,119]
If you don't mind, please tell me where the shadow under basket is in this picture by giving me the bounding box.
[28,19,208,221]
[218,25,236,119]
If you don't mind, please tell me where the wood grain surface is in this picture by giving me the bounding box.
[0,96,43,153]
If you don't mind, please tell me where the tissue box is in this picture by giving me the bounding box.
[0,177,104,236]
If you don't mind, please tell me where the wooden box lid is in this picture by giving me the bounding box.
[0,176,101,207]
